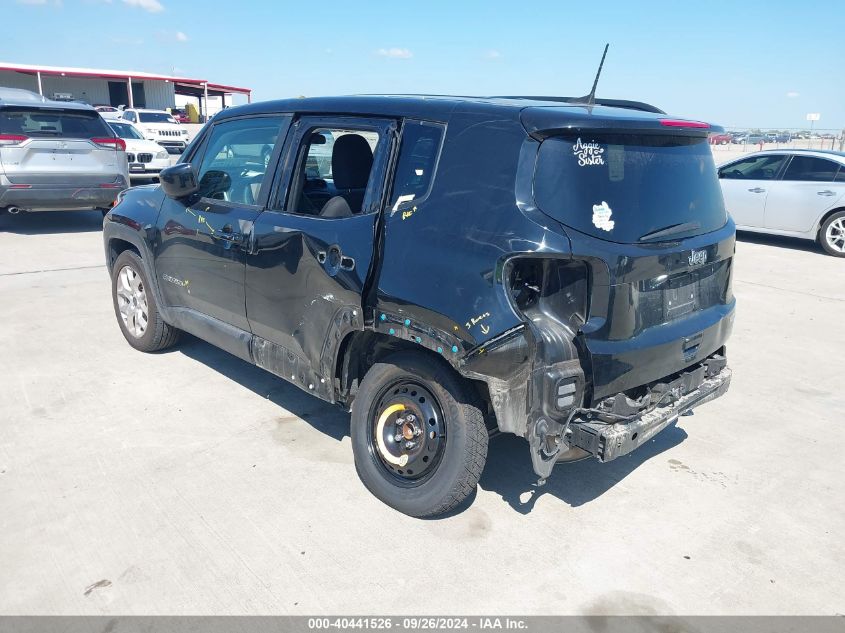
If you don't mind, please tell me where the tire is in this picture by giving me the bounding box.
[111,250,180,352]
[819,210,845,257]
[350,351,488,517]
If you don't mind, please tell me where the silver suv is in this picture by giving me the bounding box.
[0,88,129,214]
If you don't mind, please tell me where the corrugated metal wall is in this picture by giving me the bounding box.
[0,70,176,109]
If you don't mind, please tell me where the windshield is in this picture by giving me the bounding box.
[108,121,144,140]
[138,112,177,124]
[533,134,727,243]
[0,107,112,139]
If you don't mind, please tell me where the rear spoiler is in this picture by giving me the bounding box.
[520,106,723,140]
[494,96,666,114]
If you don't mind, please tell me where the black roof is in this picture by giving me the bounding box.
[213,94,719,137]
[215,94,662,121]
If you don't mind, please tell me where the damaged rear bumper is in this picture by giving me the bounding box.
[569,363,731,463]
[528,352,731,482]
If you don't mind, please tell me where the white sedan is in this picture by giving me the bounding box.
[718,150,845,256]
[107,120,171,181]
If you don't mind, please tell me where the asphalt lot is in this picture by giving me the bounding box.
[0,211,843,615]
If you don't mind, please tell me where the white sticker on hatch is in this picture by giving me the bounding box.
[592,201,615,232]
[572,138,605,166]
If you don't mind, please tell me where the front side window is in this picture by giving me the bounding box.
[390,120,445,212]
[0,107,111,139]
[194,116,285,205]
[719,155,788,180]
[781,156,840,182]
[289,127,382,217]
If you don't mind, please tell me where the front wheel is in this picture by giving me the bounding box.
[111,250,181,351]
[351,352,488,517]
[819,211,845,257]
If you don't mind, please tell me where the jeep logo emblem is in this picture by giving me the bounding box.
[688,249,708,266]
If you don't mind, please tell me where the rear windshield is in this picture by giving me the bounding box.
[0,107,111,139]
[138,112,177,124]
[533,134,727,243]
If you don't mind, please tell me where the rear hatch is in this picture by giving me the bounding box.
[524,107,735,402]
[0,106,124,185]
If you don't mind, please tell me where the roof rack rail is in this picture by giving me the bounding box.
[494,96,665,114]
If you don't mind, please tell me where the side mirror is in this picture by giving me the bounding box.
[160,163,198,199]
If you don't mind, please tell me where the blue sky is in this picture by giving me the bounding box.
[3,0,844,129]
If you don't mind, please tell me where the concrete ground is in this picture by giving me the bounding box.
[0,211,843,616]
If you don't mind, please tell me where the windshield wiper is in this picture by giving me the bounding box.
[639,221,701,242]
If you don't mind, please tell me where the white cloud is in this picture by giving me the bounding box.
[484,50,502,60]
[786,91,800,98]
[122,0,163,12]
[156,30,187,43]
[377,47,413,59]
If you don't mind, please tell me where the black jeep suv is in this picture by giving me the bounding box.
[103,95,734,517]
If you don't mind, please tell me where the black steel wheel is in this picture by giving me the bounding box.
[367,380,447,485]
[351,351,488,517]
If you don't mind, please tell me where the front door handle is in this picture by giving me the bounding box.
[748,187,766,193]
[218,223,243,243]
[817,190,836,196]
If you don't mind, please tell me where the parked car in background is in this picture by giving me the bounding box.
[774,132,792,143]
[0,87,128,216]
[170,108,191,124]
[95,105,122,120]
[734,132,766,144]
[709,132,732,145]
[107,120,171,181]
[103,94,735,516]
[718,149,845,256]
[120,108,188,154]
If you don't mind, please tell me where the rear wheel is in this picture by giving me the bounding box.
[111,250,180,352]
[819,211,845,257]
[350,352,488,517]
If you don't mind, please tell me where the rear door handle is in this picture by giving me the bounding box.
[817,190,836,196]
[317,247,354,273]
[748,187,766,193]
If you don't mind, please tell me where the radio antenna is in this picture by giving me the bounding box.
[583,43,609,106]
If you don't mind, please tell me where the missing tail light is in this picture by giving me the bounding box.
[507,258,590,328]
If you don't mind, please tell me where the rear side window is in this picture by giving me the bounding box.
[534,134,727,243]
[0,107,111,139]
[390,120,445,211]
[781,156,840,182]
